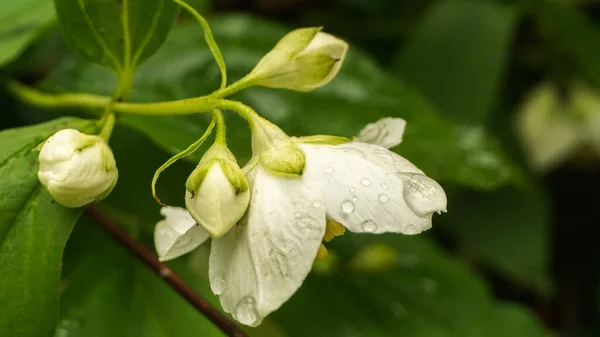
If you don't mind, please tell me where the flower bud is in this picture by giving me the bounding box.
[248,27,349,91]
[37,129,118,208]
[250,116,306,176]
[185,144,250,238]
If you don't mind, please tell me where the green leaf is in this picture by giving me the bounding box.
[57,218,225,337]
[394,0,519,124]
[0,0,55,67]
[48,14,523,190]
[442,185,553,295]
[0,117,97,337]
[53,0,179,72]
[269,234,549,337]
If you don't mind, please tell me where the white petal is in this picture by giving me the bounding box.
[154,206,210,262]
[299,142,446,235]
[354,118,407,149]
[209,166,325,326]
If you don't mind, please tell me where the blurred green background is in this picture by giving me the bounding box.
[4,0,600,336]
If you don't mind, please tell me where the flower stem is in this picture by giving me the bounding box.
[213,109,227,145]
[98,108,117,141]
[85,205,248,337]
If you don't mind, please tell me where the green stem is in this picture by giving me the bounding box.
[212,109,227,145]
[7,81,111,109]
[175,0,228,89]
[99,109,117,141]
[151,118,216,205]
[7,81,261,125]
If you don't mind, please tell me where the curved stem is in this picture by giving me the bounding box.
[175,0,227,89]
[151,118,216,205]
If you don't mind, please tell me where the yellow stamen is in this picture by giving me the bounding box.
[317,244,329,260]
[323,219,345,242]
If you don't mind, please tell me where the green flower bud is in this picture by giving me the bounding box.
[185,144,250,238]
[37,129,118,208]
[248,27,349,91]
[250,116,306,176]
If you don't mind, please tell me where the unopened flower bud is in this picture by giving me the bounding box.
[37,129,118,208]
[250,116,306,176]
[248,27,349,91]
[185,144,250,238]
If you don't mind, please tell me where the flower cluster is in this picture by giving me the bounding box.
[34,25,447,327]
[155,117,447,326]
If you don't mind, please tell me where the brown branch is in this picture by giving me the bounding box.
[85,205,248,337]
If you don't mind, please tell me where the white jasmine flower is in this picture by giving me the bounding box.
[208,117,446,326]
[153,117,447,327]
[37,128,118,208]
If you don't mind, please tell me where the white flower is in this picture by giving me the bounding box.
[38,129,118,208]
[209,117,446,326]
[249,27,349,91]
[154,206,210,261]
[185,144,250,238]
[153,117,447,327]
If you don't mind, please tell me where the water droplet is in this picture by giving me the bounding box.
[341,200,355,213]
[326,167,334,174]
[378,194,389,203]
[312,200,322,208]
[360,178,371,186]
[374,149,394,162]
[235,296,258,325]
[401,174,446,216]
[328,177,334,182]
[350,187,356,194]
[381,183,388,189]
[210,273,227,295]
[352,197,358,202]
[361,220,377,232]
[341,147,367,158]
[419,277,438,294]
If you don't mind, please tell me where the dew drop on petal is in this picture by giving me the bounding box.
[350,187,356,194]
[374,149,394,162]
[360,178,371,186]
[378,194,389,203]
[312,199,322,208]
[361,220,377,232]
[326,167,334,174]
[401,174,447,216]
[352,197,358,202]
[210,273,227,295]
[381,183,388,189]
[235,296,258,326]
[341,200,355,213]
